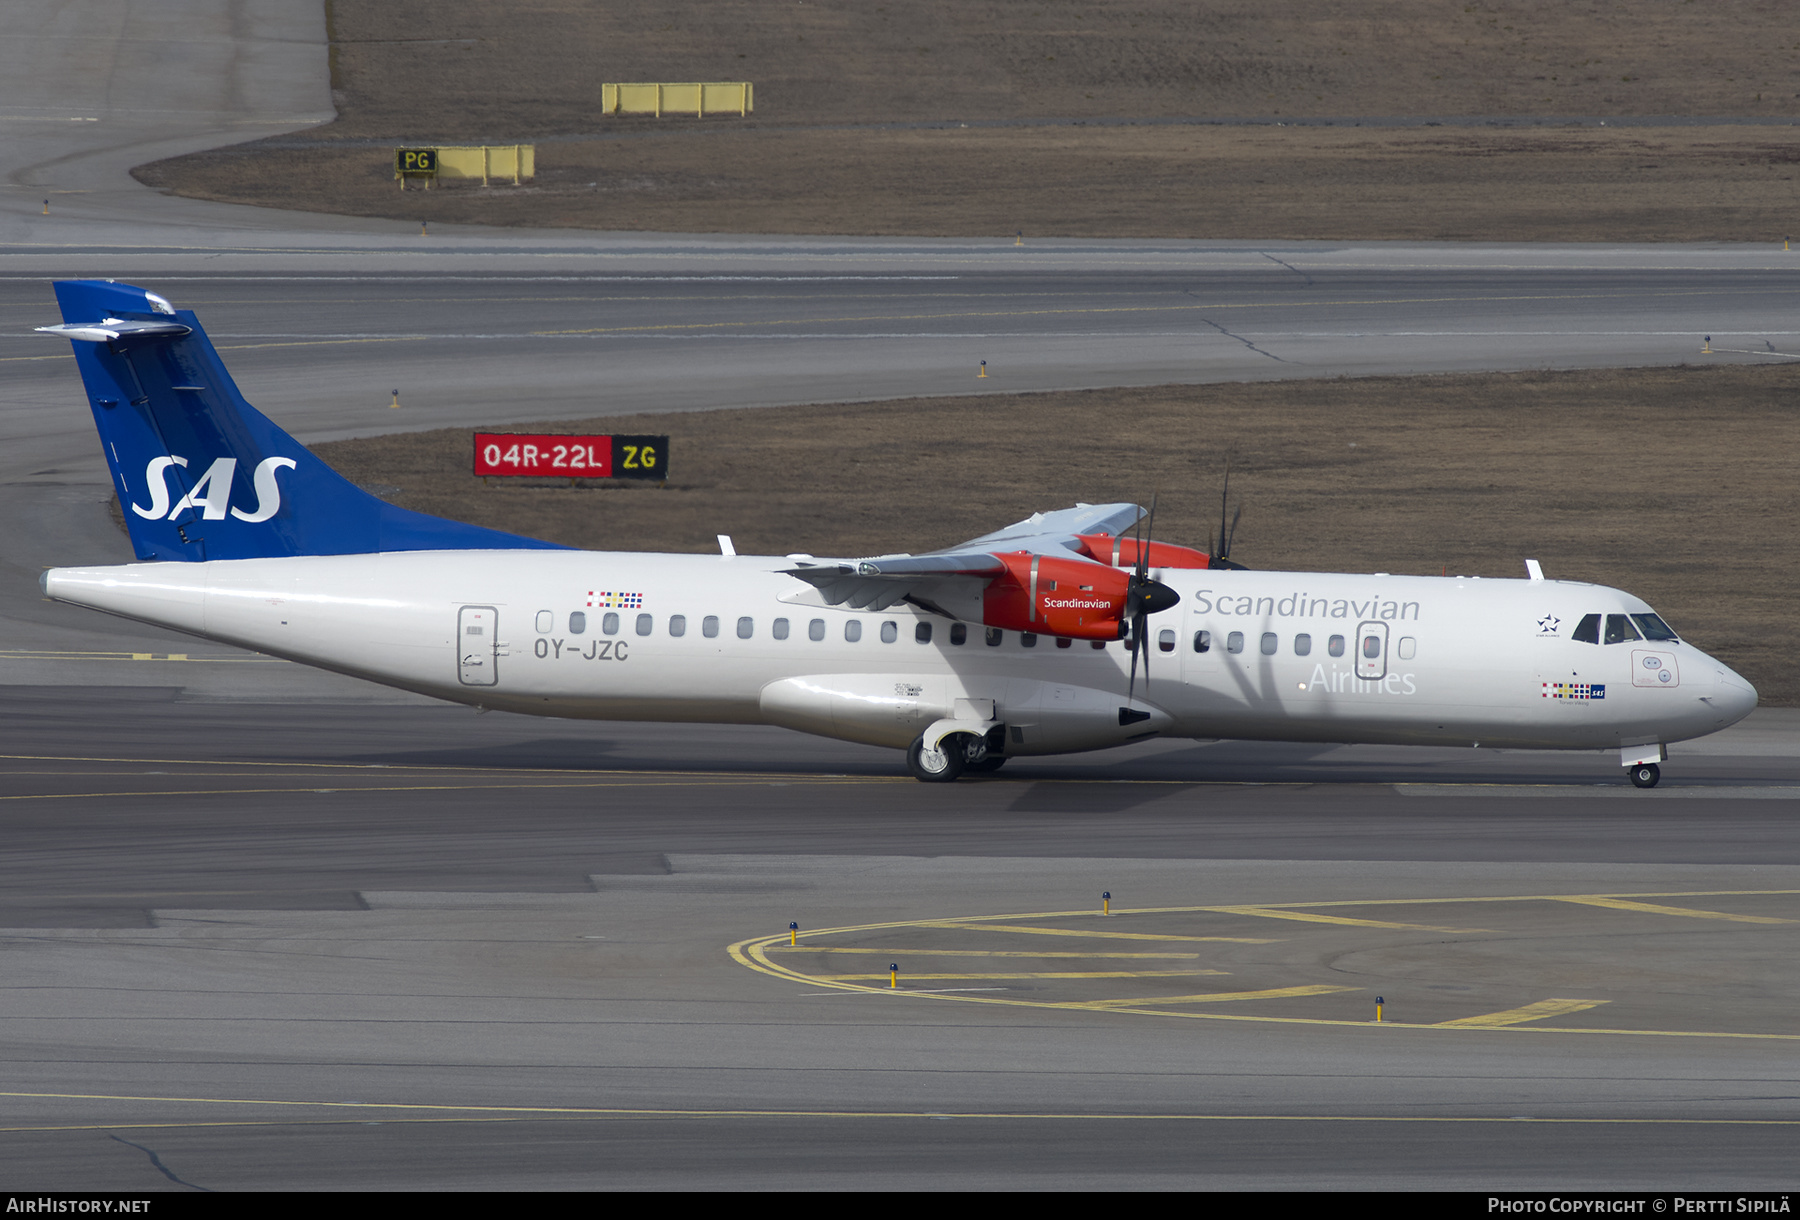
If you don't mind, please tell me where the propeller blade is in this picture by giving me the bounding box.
[1125,494,1165,702]
[1127,617,1141,702]
[1217,463,1231,560]
[1208,466,1248,571]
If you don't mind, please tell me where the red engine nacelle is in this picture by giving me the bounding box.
[1072,534,1212,570]
[981,552,1131,640]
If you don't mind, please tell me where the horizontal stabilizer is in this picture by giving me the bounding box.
[36,320,192,346]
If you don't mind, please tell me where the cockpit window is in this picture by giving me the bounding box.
[1572,614,1600,644]
[1603,614,1641,645]
[1631,613,1679,642]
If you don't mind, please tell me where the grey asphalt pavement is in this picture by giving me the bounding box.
[1,3,1796,1192]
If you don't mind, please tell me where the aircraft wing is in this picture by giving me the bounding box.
[782,550,1006,611]
[945,502,1144,553]
[780,503,1144,613]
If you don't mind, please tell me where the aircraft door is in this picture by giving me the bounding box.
[458,605,498,686]
[1355,621,1388,681]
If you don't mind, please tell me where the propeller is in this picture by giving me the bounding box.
[1124,495,1180,704]
[1209,462,1246,571]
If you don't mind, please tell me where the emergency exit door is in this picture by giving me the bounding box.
[458,605,498,686]
[1355,621,1388,681]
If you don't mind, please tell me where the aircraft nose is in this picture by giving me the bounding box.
[1713,662,1759,725]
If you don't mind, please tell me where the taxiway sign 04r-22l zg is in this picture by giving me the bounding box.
[36,281,1758,785]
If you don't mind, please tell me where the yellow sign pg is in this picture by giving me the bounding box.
[395,148,438,175]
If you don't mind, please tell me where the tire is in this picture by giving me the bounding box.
[908,733,965,783]
[1628,763,1661,789]
[967,755,1007,773]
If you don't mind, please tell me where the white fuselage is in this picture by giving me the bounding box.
[44,552,1758,757]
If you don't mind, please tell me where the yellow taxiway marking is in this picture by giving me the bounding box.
[816,970,1228,982]
[1201,889,1800,911]
[775,949,1204,958]
[1549,897,1793,924]
[732,888,1797,1040]
[0,778,903,802]
[1437,999,1611,1028]
[3,1090,1800,1131]
[1206,905,1488,933]
[0,649,280,663]
[1076,985,1358,1009]
[0,752,879,779]
[922,923,1276,943]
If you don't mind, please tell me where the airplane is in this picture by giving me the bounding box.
[34,280,1758,787]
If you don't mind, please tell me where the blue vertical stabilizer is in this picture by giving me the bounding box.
[40,280,567,561]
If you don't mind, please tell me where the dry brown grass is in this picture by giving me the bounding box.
[314,363,1800,704]
[145,124,1800,242]
[136,1,1800,240]
[315,1,1800,133]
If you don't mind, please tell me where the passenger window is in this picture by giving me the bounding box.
[603,612,620,636]
[1261,632,1278,655]
[1020,633,1038,648]
[1227,631,1245,654]
[569,611,586,635]
[702,615,719,638]
[737,616,754,639]
[1328,635,1345,657]
[535,610,552,633]
[1362,634,1382,659]
[950,623,967,645]
[1294,633,1311,656]
[1158,628,1175,653]
[773,617,790,640]
[845,619,862,642]
[669,615,686,638]
[880,621,898,643]
[1573,614,1600,644]
[1397,636,1416,660]
[809,618,825,641]
[1193,630,1211,654]
[915,622,932,644]
[1604,614,1640,645]
[1631,613,1679,642]
[986,628,1003,646]
[636,613,653,636]
[1056,636,1072,649]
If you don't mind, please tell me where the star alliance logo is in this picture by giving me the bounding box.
[1537,614,1561,636]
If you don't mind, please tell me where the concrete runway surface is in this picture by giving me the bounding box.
[0,2,1796,1191]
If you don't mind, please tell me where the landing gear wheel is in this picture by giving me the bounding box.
[1628,763,1661,789]
[908,734,966,783]
[968,756,1007,773]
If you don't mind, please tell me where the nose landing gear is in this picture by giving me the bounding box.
[1628,762,1661,789]
[907,731,1002,782]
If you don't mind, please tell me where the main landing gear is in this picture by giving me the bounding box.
[907,733,1002,783]
[1628,762,1661,789]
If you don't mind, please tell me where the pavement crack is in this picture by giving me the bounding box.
[1195,314,1286,362]
[109,1134,212,1191]
[1258,251,1315,287]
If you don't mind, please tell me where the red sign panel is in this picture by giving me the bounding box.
[474,433,668,480]
[475,433,612,477]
